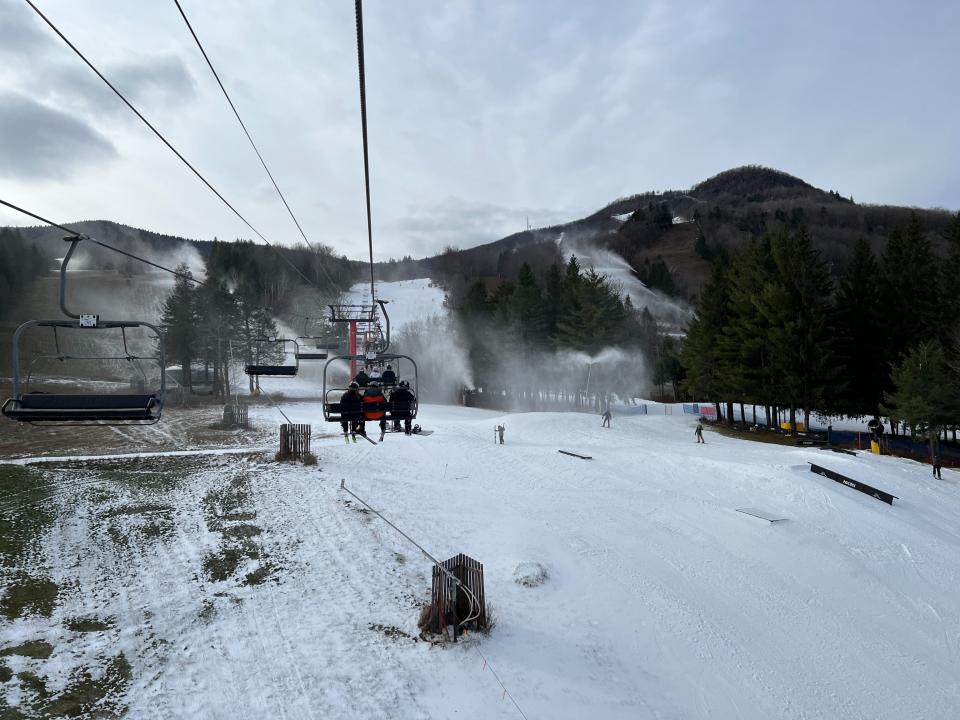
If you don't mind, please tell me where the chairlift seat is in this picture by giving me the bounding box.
[325,399,414,421]
[245,365,298,377]
[3,393,160,422]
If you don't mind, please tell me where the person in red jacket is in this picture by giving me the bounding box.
[363,381,387,440]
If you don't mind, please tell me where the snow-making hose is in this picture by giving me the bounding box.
[339,480,481,629]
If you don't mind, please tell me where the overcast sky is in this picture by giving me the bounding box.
[0,0,957,261]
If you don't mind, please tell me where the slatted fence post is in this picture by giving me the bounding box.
[278,423,311,460]
[428,553,487,640]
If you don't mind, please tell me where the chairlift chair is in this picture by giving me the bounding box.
[322,352,419,425]
[294,315,342,361]
[1,236,166,424]
[327,300,389,356]
[244,337,299,376]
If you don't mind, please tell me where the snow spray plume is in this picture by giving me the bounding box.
[465,319,649,412]
[391,315,473,403]
[559,232,693,328]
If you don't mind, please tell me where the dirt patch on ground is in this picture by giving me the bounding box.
[0,640,54,659]
[65,617,113,633]
[0,399,269,460]
[1,575,59,620]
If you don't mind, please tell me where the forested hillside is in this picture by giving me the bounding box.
[419,166,958,307]
[0,220,359,323]
[682,210,960,444]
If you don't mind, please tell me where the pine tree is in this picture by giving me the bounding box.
[881,213,941,360]
[159,265,199,392]
[716,238,776,421]
[757,227,837,432]
[942,212,960,329]
[882,341,960,453]
[196,281,240,398]
[681,263,730,413]
[833,239,886,415]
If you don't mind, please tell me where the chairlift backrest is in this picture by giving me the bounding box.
[2,319,166,424]
[1,236,168,424]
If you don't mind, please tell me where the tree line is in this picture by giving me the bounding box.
[681,212,960,448]
[0,228,45,319]
[454,256,679,406]
[159,239,350,396]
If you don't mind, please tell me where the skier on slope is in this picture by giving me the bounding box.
[932,443,943,479]
[695,421,705,443]
[496,424,505,445]
[340,382,363,442]
[601,408,612,428]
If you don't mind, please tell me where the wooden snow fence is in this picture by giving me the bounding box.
[222,402,249,429]
[278,423,311,460]
[428,553,487,640]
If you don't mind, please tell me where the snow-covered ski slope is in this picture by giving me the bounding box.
[5,406,960,719]
[344,278,446,331]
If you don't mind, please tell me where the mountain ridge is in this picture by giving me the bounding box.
[5,166,956,302]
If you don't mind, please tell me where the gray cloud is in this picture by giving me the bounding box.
[0,0,50,55]
[0,92,117,179]
[110,53,196,104]
[390,197,576,257]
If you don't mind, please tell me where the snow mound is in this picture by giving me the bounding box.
[513,561,549,587]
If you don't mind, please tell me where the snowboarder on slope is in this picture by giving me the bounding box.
[496,424,505,445]
[932,444,943,479]
[601,409,612,428]
[695,422,705,443]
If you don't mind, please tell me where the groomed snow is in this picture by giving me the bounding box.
[4,405,960,718]
[344,278,447,332]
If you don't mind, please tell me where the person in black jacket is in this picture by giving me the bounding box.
[353,367,370,387]
[389,380,416,434]
[381,364,397,386]
[340,382,363,441]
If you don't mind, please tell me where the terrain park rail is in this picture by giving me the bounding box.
[808,463,898,505]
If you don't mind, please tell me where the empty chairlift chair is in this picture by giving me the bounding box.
[244,338,299,377]
[1,236,166,424]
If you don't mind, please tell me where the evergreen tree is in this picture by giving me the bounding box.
[196,281,241,398]
[757,227,837,431]
[512,263,544,344]
[882,341,960,454]
[942,212,960,328]
[881,213,941,361]
[160,265,199,392]
[833,239,886,414]
[716,238,776,419]
[681,263,730,410]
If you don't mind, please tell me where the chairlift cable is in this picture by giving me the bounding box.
[0,197,207,287]
[354,0,377,303]
[172,0,343,295]
[22,0,319,291]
